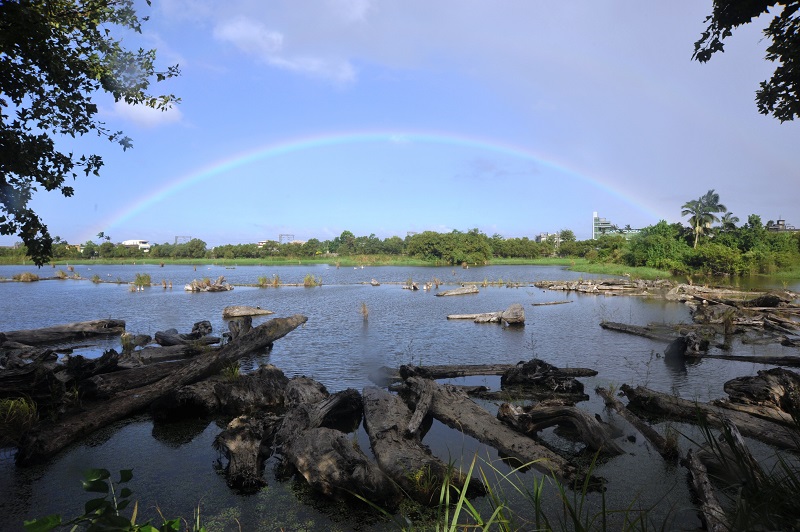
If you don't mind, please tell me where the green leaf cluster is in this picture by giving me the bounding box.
[24,468,206,532]
[0,1,180,266]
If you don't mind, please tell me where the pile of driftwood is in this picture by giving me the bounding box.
[600,285,800,358]
[184,275,233,292]
[447,303,525,325]
[0,316,306,463]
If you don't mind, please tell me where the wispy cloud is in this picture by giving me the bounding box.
[213,17,356,84]
[112,101,183,127]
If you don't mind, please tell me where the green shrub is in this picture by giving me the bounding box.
[134,273,151,287]
[303,273,321,287]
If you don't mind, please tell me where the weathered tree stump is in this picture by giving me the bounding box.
[213,412,283,491]
[362,386,479,505]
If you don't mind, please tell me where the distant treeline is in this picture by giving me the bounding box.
[2,216,799,276]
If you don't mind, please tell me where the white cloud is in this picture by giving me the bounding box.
[113,101,183,127]
[213,17,355,84]
[327,0,372,22]
[213,17,284,56]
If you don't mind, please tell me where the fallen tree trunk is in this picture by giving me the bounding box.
[596,386,678,460]
[222,306,274,318]
[363,386,478,505]
[402,376,580,484]
[16,314,307,464]
[1,319,126,346]
[621,384,800,451]
[686,448,730,532]
[398,361,597,381]
[599,321,681,342]
[436,285,479,297]
[497,403,624,456]
[447,304,525,325]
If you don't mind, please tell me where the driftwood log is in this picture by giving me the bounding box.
[686,448,729,532]
[401,376,580,484]
[497,403,624,456]
[447,303,525,325]
[1,319,126,346]
[222,306,274,319]
[500,359,591,403]
[436,285,479,297]
[16,314,307,464]
[362,386,478,505]
[596,386,678,460]
[621,384,799,451]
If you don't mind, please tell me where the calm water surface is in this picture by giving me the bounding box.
[0,264,797,530]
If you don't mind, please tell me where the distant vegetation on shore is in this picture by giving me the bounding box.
[2,193,799,280]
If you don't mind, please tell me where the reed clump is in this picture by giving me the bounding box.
[0,397,38,447]
[13,272,39,282]
[303,274,321,287]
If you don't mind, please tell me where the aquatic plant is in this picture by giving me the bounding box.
[13,272,39,282]
[134,273,151,288]
[221,362,240,382]
[0,397,38,447]
[303,274,321,287]
[24,468,208,532]
[54,269,68,279]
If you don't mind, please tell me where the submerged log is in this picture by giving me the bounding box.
[154,321,220,347]
[16,314,307,464]
[402,376,579,484]
[599,321,681,342]
[497,403,624,456]
[436,285,479,297]
[222,306,274,318]
[1,319,126,346]
[500,359,591,402]
[621,384,799,451]
[596,386,678,460]
[362,386,478,505]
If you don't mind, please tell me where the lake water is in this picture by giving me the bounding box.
[1,264,797,530]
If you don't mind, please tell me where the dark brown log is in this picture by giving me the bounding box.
[686,352,800,367]
[83,359,192,399]
[531,300,572,306]
[362,386,477,505]
[399,361,597,381]
[599,321,680,342]
[500,359,590,403]
[403,376,579,484]
[497,403,624,456]
[405,377,435,438]
[2,319,126,346]
[213,412,283,491]
[151,364,290,421]
[275,387,400,506]
[621,384,799,451]
[16,314,307,464]
[596,386,678,460]
[285,426,401,506]
[686,448,730,532]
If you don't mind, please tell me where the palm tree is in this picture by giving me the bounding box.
[681,189,727,248]
[720,212,740,232]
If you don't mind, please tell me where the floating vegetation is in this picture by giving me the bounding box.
[13,272,39,282]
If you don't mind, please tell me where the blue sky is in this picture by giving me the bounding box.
[6,1,799,247]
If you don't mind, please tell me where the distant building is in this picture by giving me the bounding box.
[121,239,151,252]
[535,232,561,245]
[767,218,797,232]
[592,212,641,240]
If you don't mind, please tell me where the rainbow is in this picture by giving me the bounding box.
[84,130,664,240]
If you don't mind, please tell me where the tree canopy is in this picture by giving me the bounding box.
[694,1,800,121]
[0,0,179,265]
